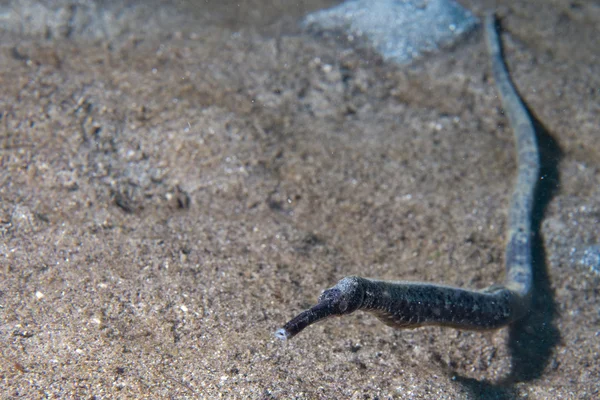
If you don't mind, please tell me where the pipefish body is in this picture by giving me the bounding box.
[275,13,540,340]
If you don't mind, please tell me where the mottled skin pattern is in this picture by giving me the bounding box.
[275,13,539,340]
[485,13,539,298]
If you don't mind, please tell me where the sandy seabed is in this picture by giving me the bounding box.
[1,0,599,398]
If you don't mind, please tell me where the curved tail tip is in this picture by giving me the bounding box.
[274,328,291,340]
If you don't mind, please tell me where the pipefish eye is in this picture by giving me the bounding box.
[318,288,342,305]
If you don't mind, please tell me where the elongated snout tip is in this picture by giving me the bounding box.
[274,328,292,340]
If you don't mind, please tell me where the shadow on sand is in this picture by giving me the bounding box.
[454,105,562,399]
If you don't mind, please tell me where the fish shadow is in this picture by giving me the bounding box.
[455,106,562,399]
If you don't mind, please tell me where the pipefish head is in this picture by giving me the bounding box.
[275,276,365,340]
[319,276,365,314]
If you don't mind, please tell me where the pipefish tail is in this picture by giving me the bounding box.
[275,13,540,341]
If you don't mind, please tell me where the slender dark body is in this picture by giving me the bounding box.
[275,13,539,341]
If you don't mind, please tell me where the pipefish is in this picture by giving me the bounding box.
[275,13,539,340]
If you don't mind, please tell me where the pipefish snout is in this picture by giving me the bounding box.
[276,13,540,341]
